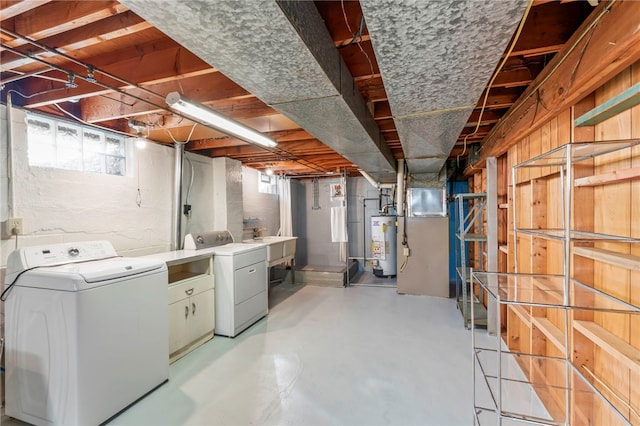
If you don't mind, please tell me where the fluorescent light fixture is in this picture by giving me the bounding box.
[166,92,277,148]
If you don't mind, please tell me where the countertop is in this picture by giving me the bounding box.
[139,242,266,265]
[138,248,217,266]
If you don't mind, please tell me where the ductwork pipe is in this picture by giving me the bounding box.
[173,143,184,250]
[396,159,405,216]
[359,169,395,190]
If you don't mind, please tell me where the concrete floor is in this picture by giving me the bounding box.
[108,283,475,426]
[3,283,478,426]
[348,270,397,287]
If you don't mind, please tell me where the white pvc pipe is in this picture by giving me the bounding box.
[359,169,394,189]
[7,93,15,218]
[173,143,184,250]
[396,159,405,216]
[359,169,378,189]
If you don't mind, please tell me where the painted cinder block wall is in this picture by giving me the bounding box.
[0,107,267,270]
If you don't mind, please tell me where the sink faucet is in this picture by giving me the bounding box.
[253,227,266,238]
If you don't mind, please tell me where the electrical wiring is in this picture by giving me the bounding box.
[340,0,375,79]
[3,30,335,177]
[537,22,597,114]
[7,86,67,99]
[340,0,354,35]
[0,26,166,104]
[52,103,133,137]
[1,69,67,86]
[476,0,619,159]
[338,16,366,49]
[0,255,122,302]
[457,0,534,166]
[1,42,169,113]
[156,121,196,145]
[0,267,30,301]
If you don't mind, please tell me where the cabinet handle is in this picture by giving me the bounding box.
[192,302,196,315]
[185,288,194,296]
[184,305,189,319]
[249,268,256,274]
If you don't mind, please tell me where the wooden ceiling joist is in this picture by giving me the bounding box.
[0,0,53,21]
[474,0,640,169]
[81,72,250,123]
[188,129,316,151]
[0,0,596,176]
[0,11,151,70]
[8,1,128,41]
[16,43,212,108]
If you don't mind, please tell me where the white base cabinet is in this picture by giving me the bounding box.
[166,256,215,363]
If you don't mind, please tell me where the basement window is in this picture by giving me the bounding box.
[258,172,277,194]
[26,113,127,176]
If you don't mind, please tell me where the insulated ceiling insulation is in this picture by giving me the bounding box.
[360,0,527,178]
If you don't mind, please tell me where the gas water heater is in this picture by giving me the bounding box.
[371,215,397,277]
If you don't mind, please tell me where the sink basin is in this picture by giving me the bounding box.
[242,236,298,266]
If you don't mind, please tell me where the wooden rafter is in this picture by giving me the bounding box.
[473,0,640,169]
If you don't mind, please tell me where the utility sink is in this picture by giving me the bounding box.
[242,236,298,267]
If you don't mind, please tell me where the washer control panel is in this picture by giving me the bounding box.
[184,230,234,250]
[17,240,118,269]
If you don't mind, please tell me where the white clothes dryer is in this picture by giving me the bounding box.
[4,241,169,426]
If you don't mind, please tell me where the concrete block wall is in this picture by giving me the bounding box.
[293,176,380,270]
[181,151,215,239]
[0,107,250,269]
[212,157,243,243]
[0,106,174,268]
[241,167,279,240]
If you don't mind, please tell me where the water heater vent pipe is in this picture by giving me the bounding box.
[359,169,394,189]
[396,159,405,216]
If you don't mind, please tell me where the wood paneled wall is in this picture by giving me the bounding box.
[471,61,640,424]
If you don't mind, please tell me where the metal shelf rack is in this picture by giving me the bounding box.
[454,192,487,328]
[471,271,639,425]
[472,139,640,425]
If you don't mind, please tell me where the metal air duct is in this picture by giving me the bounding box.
[121,0,397,182]
[360,0,527,176]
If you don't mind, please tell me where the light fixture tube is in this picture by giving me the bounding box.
[165,92,277,148]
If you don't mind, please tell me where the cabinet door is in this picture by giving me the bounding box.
[168,299,190,355]
[189,288,215,342]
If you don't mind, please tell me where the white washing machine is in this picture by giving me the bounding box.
[4,240,169,426]
[185,231,268,337]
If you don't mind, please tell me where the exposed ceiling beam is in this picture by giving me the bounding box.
[7,1,128,41]
[207,139,334,158]
[509,1,586,60]
[121,0,397,181]
[0,0,52,21]
[1,11,151,70]
[81,72,250,122]
[491,68,533,88]
[473,0,640,169]
[15,42,212,108]
[188,129,315,151]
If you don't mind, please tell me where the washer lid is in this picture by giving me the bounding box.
[16,257,165,291]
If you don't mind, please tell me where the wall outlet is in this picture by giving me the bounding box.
[2,217,23,238]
